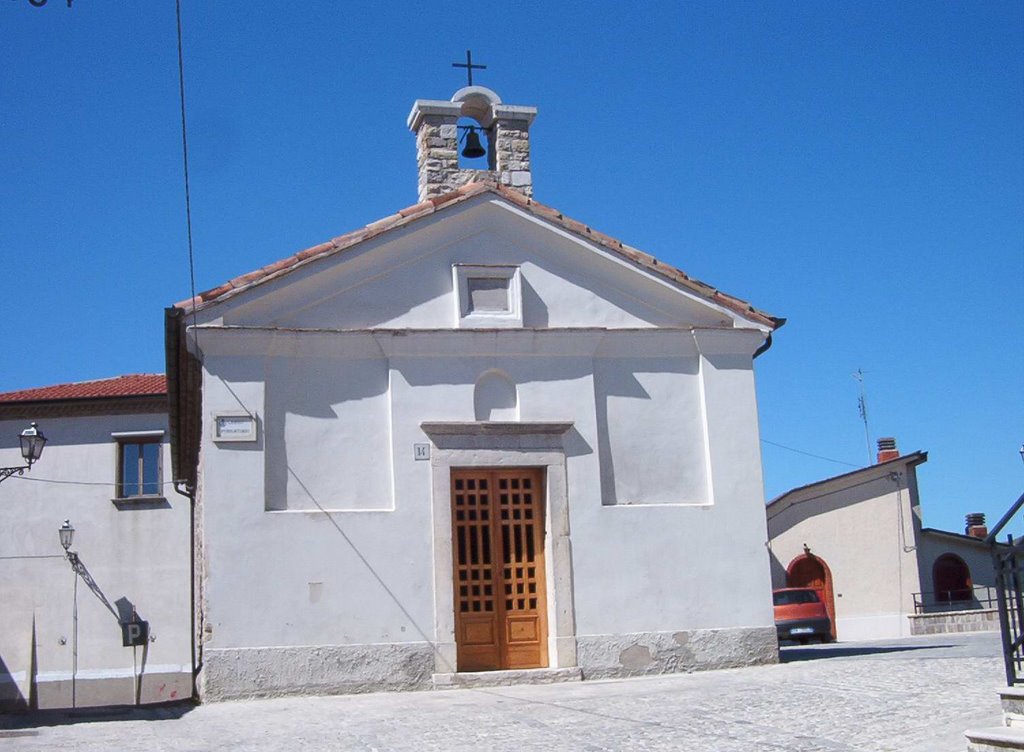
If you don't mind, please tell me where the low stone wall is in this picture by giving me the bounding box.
[907,608,999,636]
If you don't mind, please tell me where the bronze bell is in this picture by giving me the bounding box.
[461,128,486,159]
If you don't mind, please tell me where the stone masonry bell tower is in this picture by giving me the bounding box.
[408,86,537,202]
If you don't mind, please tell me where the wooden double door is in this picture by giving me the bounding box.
[451,468,548,672]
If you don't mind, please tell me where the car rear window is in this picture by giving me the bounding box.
[773,589,821,606]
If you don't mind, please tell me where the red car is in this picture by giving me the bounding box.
[772,587,833,644]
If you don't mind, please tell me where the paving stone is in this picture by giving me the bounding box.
[0,633,1005,751]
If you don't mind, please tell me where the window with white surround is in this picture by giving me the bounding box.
[112,431,164,499]
[454,264,522,327]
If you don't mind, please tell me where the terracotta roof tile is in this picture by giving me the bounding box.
[234,269,267,286]
[198,283,232,302]
[296,242,333,261]
[398,200,433,218]
[330,229,368,248]
[501,189,531,208]
[534,206,562,224]
[430,189,462,207]
[175,183,783,329]
[397,204,434,223]
[0,374,167,404]
[365,213,403,234]
[262,257,295,275]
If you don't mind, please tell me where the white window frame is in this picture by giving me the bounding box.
[453,264,523,328]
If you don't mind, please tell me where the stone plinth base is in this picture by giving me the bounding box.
[575,626,778,680]
[1,667,192,711]
[200,643,435,701]
[200,627,778,701]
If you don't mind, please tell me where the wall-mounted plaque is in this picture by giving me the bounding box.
[213,413,257,443]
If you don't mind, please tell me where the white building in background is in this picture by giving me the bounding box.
[0,375,192,710]
[165,85,787,700]
[768,438,1003,641]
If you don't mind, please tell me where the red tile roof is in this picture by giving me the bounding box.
[176,181,784,330]
[0,374,167,403]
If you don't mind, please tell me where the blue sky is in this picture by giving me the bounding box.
[2,1,1022,534]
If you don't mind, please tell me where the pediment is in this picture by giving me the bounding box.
[189,189,779,334]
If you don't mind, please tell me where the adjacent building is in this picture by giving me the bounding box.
[768,438,1001,641]
[0,375,192,710]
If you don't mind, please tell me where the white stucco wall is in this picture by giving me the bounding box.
[0,412,191,709]
[190,195,778,696]
[767,459,925,641]
[197,333,775,689]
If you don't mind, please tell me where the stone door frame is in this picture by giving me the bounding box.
[422,421,577,675]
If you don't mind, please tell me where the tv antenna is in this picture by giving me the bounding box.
[853,368,872,465]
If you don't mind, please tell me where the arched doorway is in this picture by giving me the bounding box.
[933,554,972,603]
[786,552,837,641]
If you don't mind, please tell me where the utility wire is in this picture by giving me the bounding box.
[175,0,199,328]
[761,438,861,468]
[12,434,863,487]
[16,443,859,487]
[10,475,186,488]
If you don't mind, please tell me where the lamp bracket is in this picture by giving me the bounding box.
[0,466,28,484]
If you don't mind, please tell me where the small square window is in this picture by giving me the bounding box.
[467,276,510,313]
[454,264,522,328]
[116,438,162,498]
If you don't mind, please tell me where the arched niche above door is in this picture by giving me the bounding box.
[474,369,518,421]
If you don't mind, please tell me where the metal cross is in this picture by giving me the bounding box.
[452,50,486,87]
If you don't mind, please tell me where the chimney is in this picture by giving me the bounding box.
[408,86,537,202]
[965,512,987,539]
[876,437,899,463]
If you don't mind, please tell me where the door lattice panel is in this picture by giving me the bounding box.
[452,468,547,671]
[453,476,496,616]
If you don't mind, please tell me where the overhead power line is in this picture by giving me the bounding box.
[175,0,199,325]
[10,476,185,488]
[761,439,861,469]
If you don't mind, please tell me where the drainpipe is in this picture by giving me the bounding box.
[173,480,199,700]
[166,306,202,701]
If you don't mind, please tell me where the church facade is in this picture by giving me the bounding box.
[166,85,785,699]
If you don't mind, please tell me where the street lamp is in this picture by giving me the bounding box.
[0,422,47,483]
[59,519,75,552]
[58,519,79,567]
[1019,444,1023,466]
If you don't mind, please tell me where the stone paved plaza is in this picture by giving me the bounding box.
[0,633,1005,751]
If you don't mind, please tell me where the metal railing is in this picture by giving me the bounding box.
[986,491,1024,686]
[912,585,998,614]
